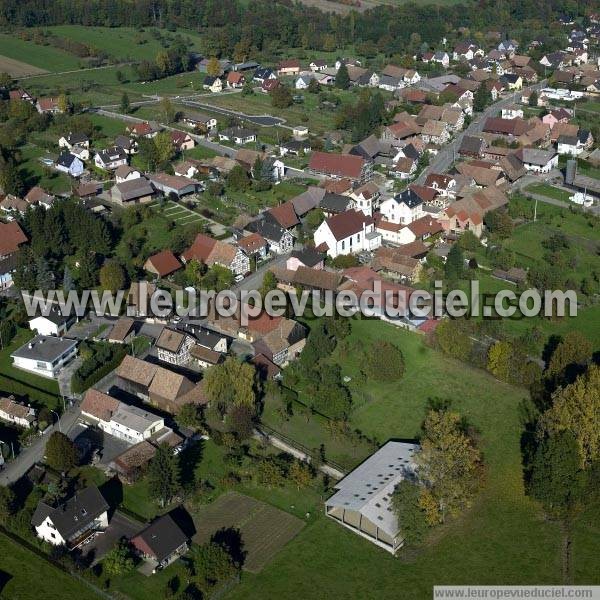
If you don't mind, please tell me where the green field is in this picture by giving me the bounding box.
[0,533,97,600]
[524,183,572,203]
[228,317,600,599]
[0,328,61,408]
[18,145,71,194]
[0,35,81,72]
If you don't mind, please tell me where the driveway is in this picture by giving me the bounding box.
[82,511,145,564]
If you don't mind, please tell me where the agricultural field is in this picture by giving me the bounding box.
[0,34,81,73]
[524,182,573,203]
[0,55,47,78]
[192,491,305,573]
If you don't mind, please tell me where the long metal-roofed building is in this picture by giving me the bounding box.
[325,441,419,554]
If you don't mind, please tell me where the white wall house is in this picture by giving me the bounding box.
[11,336,77,378]
[0,395,36,429]
[29,306,73,336]
[518,148,559,173]
[32,486,109,547]
[379,189,424,225]
[314,210,381,258]
[108,404,165,444]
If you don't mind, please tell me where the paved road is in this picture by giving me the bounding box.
[0,404,81,485]
[182,99,287,128]
[417,81,547,184]
[95,108,238,157]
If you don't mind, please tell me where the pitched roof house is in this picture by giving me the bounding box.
[308,152,372,183]
[182,233,250,276]
[144,250,182,278]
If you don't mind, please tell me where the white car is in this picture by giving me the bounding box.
[234,274,244,283]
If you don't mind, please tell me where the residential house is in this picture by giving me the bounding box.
[218,127,257,145]
[349,181,380,216]
[116,355,206,414]
[516,147,559,173]
[277,60,301,76]
[286,248,324,271]
[55,153,84,177]
[372,247,423,282]
[308,152,372,183]
[501,106,524,119]
[11,335,77,378]
[203,76,223,92]
[144,250,182,279]
[58,132,89,151]
[237,233,268,260]
[500,73,523,90]
[424,173,457,198]
[29,305,74,337]
[432,52,450,68]
[253,68,276,83]
[182,233,250,275]
[314,210,381,258]
[127,121,161,138]
[8,88,34,104]
[115,165,141,184]
[36,97,60,114]
[174,160,201,179]
[24,186,54,209]
[170,130,195,152]
[557,135,582,156]
[131,514,189,569]
[268,201,300,231]
[94,146,128,171]
[261,78,281,93]
[392,157,417,180]
[0,221,28,289]
[114,135,139,154]
[319,192,353,218]
[253,319,307,366]
[421,120,449,145]
[455,161,506,187]
[226,71,245,88]
[107,317,135,344]
[155,327,195,366]
[31,486,109,547]
[181,111,218,132]
[0,395,36,429]
[245,213,294,254]
[379,188,425,225]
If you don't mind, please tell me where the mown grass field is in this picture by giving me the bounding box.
[0,55,47,77]
[0,532,97,600]
[0,34,81,72]
[228,316,600,599]
[524,183,572,203]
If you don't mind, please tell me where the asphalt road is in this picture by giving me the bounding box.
[0,403,82,485]
[418,81,547,184]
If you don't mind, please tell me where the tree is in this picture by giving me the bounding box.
[484,209,513,239]
[45,431,77,472]
[528,90,538,107]
[103,540,136,576]
[226,165,251,191]
[115,70,125,83]
[0,72,11,88]
[226,404,254,440]
[365,340,405,381]
[473,84,492,112]
[391,479,428,545]
[416,408,482,524]
[99,260,125,293]
[289,460,312,489]
[0,486,16,523]
[260,270,277,297]
[154,130,175,165]
[147,443,181,507]
[160,96,175,123]
[539,365,600,467]
[120,92,131,113]
[57,93,70,114]
[335,64,350,89]
[241,80,254,96]
[206,57,221,77]
[444,244,464,282]
[270,84,293,108]
[487,341,513,382]
[204,357,256,416]
[176,403,203,431]
[529,431,587,519]
[545,331,592,383]
[307,78,320,94]
[190,541,238,593]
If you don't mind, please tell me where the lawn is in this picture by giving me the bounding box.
[0,328,61,409]
[18,145,72,194]
[0,532,98,600]
[524,183,572,203]
[227,316,600,599]
[0,34,81,72]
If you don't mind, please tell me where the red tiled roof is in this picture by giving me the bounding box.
[37,97,58,111]
[262,79,280,92]
[407,215,444,237]
[0,221,27,256]
[182,233,216,263]
[237,233,266,253]
[227,72,244,84]
[320,178,352,194]
[409,184,438,203]
[268,201,299,229]
[326,209,373,241]
[81,389,120,422]
[144,250,182,277]
[309,152,365,180]
[278,59,300,69]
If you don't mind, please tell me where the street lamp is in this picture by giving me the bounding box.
[50,410,62,433]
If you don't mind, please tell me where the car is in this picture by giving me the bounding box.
[234,274,244,283]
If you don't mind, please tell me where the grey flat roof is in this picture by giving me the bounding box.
[111,403,162,434]
[326,441,418,539]
[11,335,77,362]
